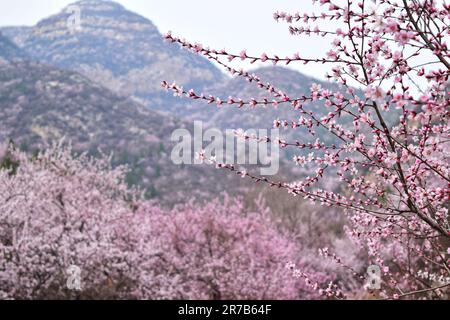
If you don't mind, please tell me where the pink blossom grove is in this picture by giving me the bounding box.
[162,0,450,299]
[0,143,326,300]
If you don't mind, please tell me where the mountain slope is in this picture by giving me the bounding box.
[0,32,26,62]
[0,61,168,148]
[0,60,237,204]
[0,26,32,47]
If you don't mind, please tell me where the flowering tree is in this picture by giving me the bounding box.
[0,143,317,299]
[134,197,329,299]
[0,142,142,299]
[162,0,450,299]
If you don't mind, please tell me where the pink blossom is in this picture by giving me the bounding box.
[260,52,269,62]
[384,19,399,33]
[395,30,416,45]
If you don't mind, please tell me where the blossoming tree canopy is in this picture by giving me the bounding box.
[162,0,450,299]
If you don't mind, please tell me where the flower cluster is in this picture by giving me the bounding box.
[0,144,322,299]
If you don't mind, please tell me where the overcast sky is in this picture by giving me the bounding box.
[0,0,339,81]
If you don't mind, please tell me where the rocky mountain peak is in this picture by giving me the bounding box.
[17,0,224,105]
[69,0,126,11]
[28,0,161,69]
[57,0,158,31]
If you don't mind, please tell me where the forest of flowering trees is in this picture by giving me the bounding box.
[0,143,313,299]
[0,0,449,301]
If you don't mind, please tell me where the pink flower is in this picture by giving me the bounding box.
[365,85,384,102]
[293,155,307,167]
[260,52,269,62]
[395,30,416,45]
[326,49,338,60]
[240,50,247,61]
[384,19,399,33]
[384,152,398,167]
[195,149,206,163]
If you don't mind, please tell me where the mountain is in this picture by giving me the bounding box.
[17,0,225,110]
[0,60,239,205]
[4,0,345,133]
[0,0,359,194]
